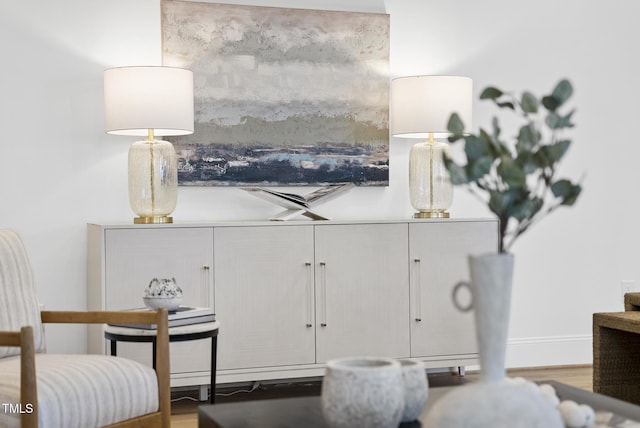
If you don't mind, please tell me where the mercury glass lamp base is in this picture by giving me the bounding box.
[134,216,173,224]
[413,211,449,219]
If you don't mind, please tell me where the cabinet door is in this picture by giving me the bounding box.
[214,225,315,370]
[409,221,498,357]
[315,223,410,362]
[104,227,214,375]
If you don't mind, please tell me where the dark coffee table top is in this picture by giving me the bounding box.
[198,381,640,428]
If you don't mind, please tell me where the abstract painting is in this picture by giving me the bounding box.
[161,0,389,186]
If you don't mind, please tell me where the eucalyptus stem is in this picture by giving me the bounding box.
[445,79,582,254]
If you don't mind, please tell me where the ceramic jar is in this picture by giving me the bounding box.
[321,357,404,428]
[399,359,429,422]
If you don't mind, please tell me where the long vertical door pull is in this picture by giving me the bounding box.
[320,262,327,327]
[414,259,422,322]
[305,262,313,328]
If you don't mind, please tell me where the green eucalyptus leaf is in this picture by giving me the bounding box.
[480,87,503,100]
[480,128,501,157]
[510,197,543,221]
[542,95,559,112]
[533,147,550,168]
[515,152,538,175]
[551,180,582,205]
[563,184,582,206]
[489,188,527,218]
[464,135,490,161]
[542,80,573,111]
[541,140,571,164]
[521,91,539,113]
[551,79,573,106]
[496,101,516,110]
[516,123,541,152]
[497,157,527,187]
[492,117,501,139]
[447,162,469,185]
[468,156,493,180]
[488,191,508,217]
[545,109,575,130]
[447,112,465,135]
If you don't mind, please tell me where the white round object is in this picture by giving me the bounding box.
[423,381,564,428]
[143,295,183,311]
[398,359,429,422]
[321,357,404,428]
[579,404,595,427]
[557,400,586,428]
[538,384,560,407]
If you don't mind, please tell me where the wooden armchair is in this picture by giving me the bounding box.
[0,229,171,427]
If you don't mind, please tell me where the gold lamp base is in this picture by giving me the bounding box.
[134,216,173,224]
[413,211,450,219]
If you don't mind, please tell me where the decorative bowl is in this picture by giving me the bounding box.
[321,357,404,428]
[142,295,183,312]
[143,277,183,311]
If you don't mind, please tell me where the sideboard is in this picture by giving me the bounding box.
[87,218,498,387]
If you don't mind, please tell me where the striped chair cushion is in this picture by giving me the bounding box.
[0,230,45,358]
[0,354,159,427]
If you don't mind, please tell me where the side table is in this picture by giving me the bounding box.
[104,321,220,403]
[593,311,640,405]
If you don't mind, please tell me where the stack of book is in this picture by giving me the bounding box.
[110,306,216,330]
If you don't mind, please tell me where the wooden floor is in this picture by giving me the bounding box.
[170,365,593,427]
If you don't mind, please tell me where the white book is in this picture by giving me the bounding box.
[109,306,216,329]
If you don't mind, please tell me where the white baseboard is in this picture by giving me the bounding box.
[505,334,592,368]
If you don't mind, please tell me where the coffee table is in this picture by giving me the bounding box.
[198,381,640,427]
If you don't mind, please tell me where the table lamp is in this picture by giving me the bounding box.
[104,66,194,224]
[391,75,472,218]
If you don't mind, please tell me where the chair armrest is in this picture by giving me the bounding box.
[0,327,38,428]
[40,309,166,325]
[0,330,22,347]
[40,309,171,425]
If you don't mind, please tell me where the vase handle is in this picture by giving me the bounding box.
[452,281,473,312]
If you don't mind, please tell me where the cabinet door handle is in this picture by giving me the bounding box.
[305,262,313,328]
[202,265,211,308]
[320,262,327,327]
[414,259,422,322]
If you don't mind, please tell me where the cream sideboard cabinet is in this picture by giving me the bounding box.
[87,218,498,386]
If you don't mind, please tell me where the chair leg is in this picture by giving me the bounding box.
[20,326,38,428]
[155,309,171,428]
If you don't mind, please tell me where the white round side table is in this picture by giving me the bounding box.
[104,321,220,403]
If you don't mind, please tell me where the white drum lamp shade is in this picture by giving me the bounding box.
[391,75,472,218]
[104,66,194,224]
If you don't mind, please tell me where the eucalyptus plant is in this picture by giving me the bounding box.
[445,79,582,253]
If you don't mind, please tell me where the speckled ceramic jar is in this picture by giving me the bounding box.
[398,359,429,422]
[321,357,404,428]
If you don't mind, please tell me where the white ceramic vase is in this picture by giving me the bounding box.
[398,359,429,422]
[424,253,564,428]
[321,357,404,428]
[463,252,514,383]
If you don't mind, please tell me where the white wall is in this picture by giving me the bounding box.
[0,0,635,368]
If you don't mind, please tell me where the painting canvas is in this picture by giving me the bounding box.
[161,0,390,186]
